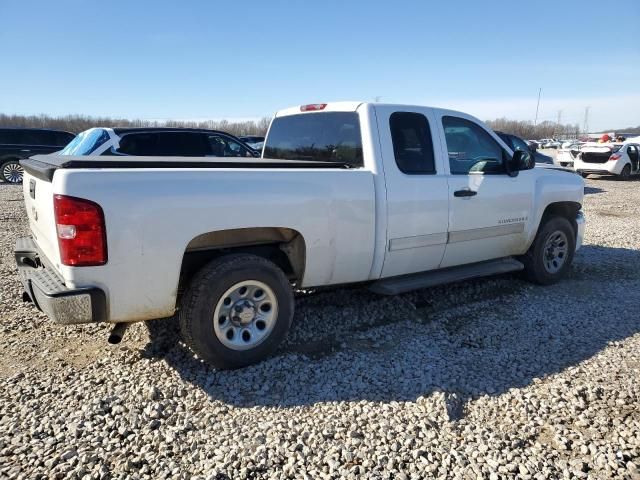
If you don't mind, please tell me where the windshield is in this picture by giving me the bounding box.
[59,128,110,155]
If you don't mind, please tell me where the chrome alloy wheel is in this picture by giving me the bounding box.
[2,161,24,184]
[543,230,569,274]
[213,280,278,350]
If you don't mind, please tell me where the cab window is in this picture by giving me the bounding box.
[510,135,531,153]
[442,116,507,174]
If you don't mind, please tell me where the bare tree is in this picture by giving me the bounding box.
[485,118,581,140]
[0,113,272,136]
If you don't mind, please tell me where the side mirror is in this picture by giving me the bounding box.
[507,149,534,176]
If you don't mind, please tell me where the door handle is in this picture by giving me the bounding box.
[454,189,477,197]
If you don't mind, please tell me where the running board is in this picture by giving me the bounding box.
[369,258,524,295]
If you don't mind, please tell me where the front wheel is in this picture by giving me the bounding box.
[1,160,24,184]
[521,216,576,285]
[179,254,294,369]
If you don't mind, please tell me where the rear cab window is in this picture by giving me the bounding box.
[264,112,363,167]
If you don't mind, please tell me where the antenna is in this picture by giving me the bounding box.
[534,88,542,125]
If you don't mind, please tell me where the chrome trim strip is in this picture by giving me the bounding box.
[448,222,525,244]
[389,232,448,251]
[389,222,526,251]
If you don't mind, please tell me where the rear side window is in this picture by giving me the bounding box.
[0,130,22,144]
[389,112,435,174]
[264,112,363,166]
[117,132,210,156]
[442,116,506,174]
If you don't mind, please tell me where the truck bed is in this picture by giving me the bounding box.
[21,155,353,182]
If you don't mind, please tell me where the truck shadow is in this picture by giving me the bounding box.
[145,245,640,414]
[584,186,605,195]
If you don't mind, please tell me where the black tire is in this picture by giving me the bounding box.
[580,172,589,179]
[521,216,576,286]
[619,164,631,181]
[1,159,24,184]
[179,254,294,369]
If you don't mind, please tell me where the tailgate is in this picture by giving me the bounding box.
[22,171,61,268]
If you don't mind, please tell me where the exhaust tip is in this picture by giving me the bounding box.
[108,323,129,345]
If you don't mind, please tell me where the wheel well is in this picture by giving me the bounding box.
[1,157,21,166]
[177,227,306,295]
[541,201,581,233]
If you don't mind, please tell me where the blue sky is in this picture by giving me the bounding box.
[1,0,638,130]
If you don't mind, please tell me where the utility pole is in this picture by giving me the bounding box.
[556,110,563,138]
[534,88,542,125]
[583,106,590,135]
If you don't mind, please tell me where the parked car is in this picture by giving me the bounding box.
[526,140,539,151]
[556,144,583,169]
[0,128,75,183]
[495,131,554,165]
[16,101,585,369]
[561,139,580,149]
[239,136,265,151]
[543,140,562,149]
[574,142,640,179]
[60,127,260,158]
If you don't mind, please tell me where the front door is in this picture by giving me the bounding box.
[436,114,534,268]
[375,106,450,278]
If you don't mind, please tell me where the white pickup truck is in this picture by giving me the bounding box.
[16,102,585,369]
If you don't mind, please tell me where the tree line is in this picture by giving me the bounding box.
[484,118,582,140]
[0,113,271,137]
[2,112,635,140]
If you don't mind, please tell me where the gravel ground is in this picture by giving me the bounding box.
[1,175,639,480]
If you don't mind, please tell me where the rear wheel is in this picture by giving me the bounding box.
[1,160,24,184]
[619,164,631,181]
[521,216,575,285]
[179,254,294,369]
[580,172,589,179]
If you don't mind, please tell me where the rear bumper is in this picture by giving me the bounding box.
[15,237,106,324]
[574,159,620,175]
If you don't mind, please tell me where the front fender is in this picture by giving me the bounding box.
[524,172,584,251]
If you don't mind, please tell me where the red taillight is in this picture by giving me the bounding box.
[300,103,327,112]
[53,194,107,266]
[609,153,622,161]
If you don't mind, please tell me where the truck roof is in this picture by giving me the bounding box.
[274,102,474,121]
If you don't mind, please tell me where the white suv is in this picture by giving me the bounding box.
[575,142,640,179]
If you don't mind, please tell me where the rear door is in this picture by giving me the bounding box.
[375,106,449,278]
[436,113,534,267]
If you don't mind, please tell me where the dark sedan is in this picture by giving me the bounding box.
[0,128,75,183]
[495,131,554,165]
